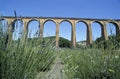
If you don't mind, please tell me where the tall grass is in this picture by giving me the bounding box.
[61,48,120,79]
[0,21,56,79]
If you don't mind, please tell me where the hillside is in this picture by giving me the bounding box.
[28,36,71,48]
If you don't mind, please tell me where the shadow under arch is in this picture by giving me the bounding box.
[27,19,40,38]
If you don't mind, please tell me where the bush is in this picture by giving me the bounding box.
[59,37,71,48]
[93,36,120,49]
[40,36,71,48]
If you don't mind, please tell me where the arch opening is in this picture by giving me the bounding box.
[0,19,8,34]
[59,21,72,47]
[106,22,117,38]
[27,20,40,38]
[12,20,23,40]
[76,21,87,46]
[92,22,102,41]
[43,20,56,38]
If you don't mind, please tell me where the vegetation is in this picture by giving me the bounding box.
[43,36,71,48]
[59,37,71,48]
[0,22,56,79]
[0,18,120,79]
[60,35,120,79]
[92,35,120,49]
[60,48,120,79]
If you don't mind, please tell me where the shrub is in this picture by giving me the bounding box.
[93,35,120,49]
[59,37,71,48]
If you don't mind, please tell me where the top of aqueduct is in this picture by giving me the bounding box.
[1,16,120,21]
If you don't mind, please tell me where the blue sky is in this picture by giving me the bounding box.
[0,0,120,41]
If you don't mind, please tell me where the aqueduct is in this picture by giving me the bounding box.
[0,16,120,47]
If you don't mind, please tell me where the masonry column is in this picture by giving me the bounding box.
[71,21,76,47]
[87,22,92,45]
[118,22,120,37]
[55,21,59,48]
[116,22,120,38]
[7,19,13,38]
[23,20,28,38]
[102,22,108,40]
[8,20,12,32]
[39,20,44,39]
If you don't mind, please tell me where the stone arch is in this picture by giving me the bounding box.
[0,18,8,26]
[59,20,72,27]
[76,20,88,27]
[59,20,72,47]
[0,18,8,22]
[43,19,56,26]
[43,19,56,37]
[106,21,119,37]
[76,21,88,46]
[91,21,103,41]
[0,19,8,33]
[27,19,39,29]
[12,19,24,40]
[12,19,23,31]
[92,21,104,27]
[12,18,23,23]
[27,19,40,38]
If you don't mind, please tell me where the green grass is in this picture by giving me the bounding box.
[0,39,56,79]
[60,48,120,79]
[0,23,56,79]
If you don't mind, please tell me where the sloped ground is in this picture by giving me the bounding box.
[45,58,64,79]
[36,57,65,79]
